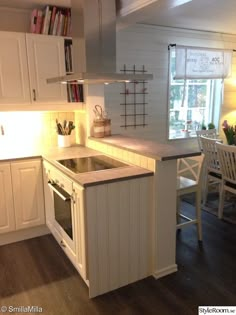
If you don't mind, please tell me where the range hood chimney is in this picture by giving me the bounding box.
[47,0,153,84]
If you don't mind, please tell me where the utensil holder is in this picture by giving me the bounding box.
[58,135,71,148]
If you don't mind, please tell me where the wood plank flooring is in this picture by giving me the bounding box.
[0,202,236,315]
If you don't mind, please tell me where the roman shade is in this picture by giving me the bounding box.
[174,45,232,80]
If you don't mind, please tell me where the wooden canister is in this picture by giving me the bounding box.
[93,119,105,138]
[104,119,111,136]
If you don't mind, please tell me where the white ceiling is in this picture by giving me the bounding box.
[134,0,236,35]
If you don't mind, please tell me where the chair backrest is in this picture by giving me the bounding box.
[196,129,218,150]
[216,143,236,185]
[200,135,222,175]
[177,154,205,184]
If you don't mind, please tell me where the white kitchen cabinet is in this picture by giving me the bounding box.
[0,32,31,104]
[26,34,67,104]
[0,159,45,235]
[0,163,15,234]
[11,159,45,230]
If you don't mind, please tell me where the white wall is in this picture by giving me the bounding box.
[105,24,236,144]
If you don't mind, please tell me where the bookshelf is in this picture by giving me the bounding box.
[30,5,71,36]
[64,38,84,103]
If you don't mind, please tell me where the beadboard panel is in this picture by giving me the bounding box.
[105,24,236,143]
[85,176,153,298]
[87,138,156,171]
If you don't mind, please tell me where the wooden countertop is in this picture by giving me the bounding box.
[89,135,201,161]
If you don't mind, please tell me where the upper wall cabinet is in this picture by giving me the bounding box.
[0,32,31,104]
[26,34,67,103]
[0,31,83,109]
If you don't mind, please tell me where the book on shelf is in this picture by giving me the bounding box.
[30,8,38,33]
[41,5,51,35]
[64,41,73,73]
[49,6,57,35]
[66,83,83,103]
[35,10,43,34]
[79,85,84,102]
[57,12,65,36]
[52,10,59,35]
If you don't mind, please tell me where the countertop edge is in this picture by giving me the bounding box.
[88,136,201,160]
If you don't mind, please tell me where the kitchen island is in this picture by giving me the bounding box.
[87,135,201,280]
[42,145,153,298]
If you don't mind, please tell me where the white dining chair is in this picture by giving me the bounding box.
[200,135,222,205]
[196,129,218,151]
[176,154,205,241]
[216,143,236,219]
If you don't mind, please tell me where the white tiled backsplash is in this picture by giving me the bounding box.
[0,111,77,151]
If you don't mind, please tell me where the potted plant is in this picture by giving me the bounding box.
[201,121,207,130]
[208,122,215,129]
[222,120,236,145]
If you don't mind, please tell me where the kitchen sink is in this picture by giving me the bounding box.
[56,155,128,174]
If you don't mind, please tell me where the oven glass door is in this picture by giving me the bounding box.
[49,182,73,240]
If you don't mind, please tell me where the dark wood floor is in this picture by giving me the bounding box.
[1,202,236,315]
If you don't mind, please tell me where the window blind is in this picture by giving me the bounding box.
[174,45,232,80]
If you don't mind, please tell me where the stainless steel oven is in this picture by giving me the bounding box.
[48,181,74,241]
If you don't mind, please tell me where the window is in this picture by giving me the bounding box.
[168,49,223,140]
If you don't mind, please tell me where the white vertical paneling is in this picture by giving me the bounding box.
[139,177,152,278]
[128,179,140,282]
[107,182,120,289]
[118,181,130,286]
[85,186,99,298]
[86,176,152,298]
[96,184,109,293]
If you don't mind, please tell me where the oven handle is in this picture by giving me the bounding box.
[48,181,71,202]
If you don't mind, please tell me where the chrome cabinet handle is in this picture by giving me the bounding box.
[33,89,36,101]
[48,182,71,202]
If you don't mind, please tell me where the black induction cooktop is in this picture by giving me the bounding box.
[57,155,128,174]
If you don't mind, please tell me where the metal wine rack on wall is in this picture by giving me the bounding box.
[120,65,148,128]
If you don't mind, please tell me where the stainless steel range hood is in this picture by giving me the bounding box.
[47,0,153,85]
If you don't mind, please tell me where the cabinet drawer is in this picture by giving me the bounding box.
[50,223,76,266]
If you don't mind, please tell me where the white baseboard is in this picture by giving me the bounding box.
[0,225,50,246]
[152,264,178,279]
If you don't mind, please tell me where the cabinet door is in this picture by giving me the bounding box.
[73,183,88,281]
[26,34,67,103]
[11,159,45,230]
[0,163,15,234]
[0,32,31,104]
